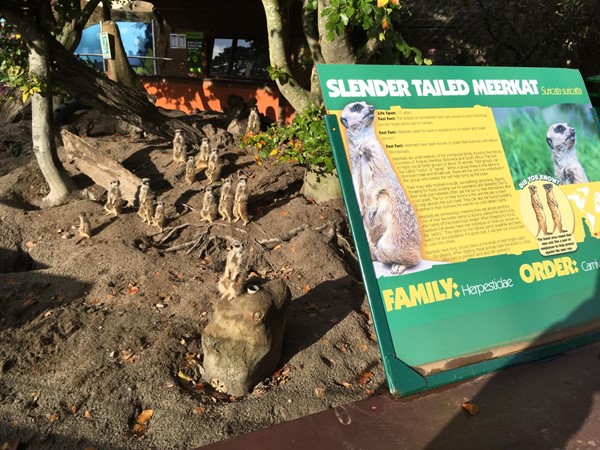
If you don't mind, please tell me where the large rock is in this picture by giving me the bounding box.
[202,278,291,397]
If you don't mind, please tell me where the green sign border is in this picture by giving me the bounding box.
[320,63,600,396]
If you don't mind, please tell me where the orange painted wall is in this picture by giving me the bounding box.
[142,76,294,124]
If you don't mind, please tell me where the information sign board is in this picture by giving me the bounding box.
[318,64,600,395]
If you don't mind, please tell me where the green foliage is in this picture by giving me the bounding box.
[320,0,431,65]
[266,65,290,85]
[242,105,335,174]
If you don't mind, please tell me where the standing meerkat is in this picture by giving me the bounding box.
[528,184,548,236]
[199,185,219,222]
[218,239,247,300]
[340,101,421,275]
[543,183,567,234]
[78,212,92,239]
[546,123,588,185]
[206,148,223,184]
[185,156,196,185]
[195,137,210,170]
[246,106,261,135]
[139,191,155,224]
[172,129,186,163]
[104,179,122,217]
[232,174,250,225]
[218,176,234,221]
[152,200,167,231]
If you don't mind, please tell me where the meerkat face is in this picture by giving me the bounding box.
[223,177,232,188]
[528,185,537,194]
[175,129,182,135]
[546,123,576,150]
[340,101,376,132]
[111,180,120,189]
[228,239,243,253]
[543,183,554,192]
[141,178,151,186]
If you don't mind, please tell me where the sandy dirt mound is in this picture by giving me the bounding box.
[0,114,385,449]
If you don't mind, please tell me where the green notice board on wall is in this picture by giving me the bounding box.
[318,64,600,396]
[186,32,203,73]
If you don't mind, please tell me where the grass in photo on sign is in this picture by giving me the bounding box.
[493,104,600,188]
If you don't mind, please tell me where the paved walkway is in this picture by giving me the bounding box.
[201,340,600,449]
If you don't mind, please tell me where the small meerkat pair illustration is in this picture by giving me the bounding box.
[528,183,567,235]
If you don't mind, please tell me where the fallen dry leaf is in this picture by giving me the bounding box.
[121,349,140,363]
[127,284,139,295]
[71,404,77,414]
[132,423,146,433]
[357,371,374,385]
[1,441,19,450]
[338,381,352,389]
[314,387,325,398]
[462,401,480,416]
[49,412,59,423]
[193,406,205,415]
[136,409,153,425]
[279,211,290,215]
[83,410,93,420]
[25,241,35,248]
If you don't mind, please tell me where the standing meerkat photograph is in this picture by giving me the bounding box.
[546,123,588,185]
[340,101,421,275]
[172,129,186,163]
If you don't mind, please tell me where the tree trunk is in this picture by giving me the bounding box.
[302,0,324,100]
[103,20,145,91]
[260,0,314,113]
[317,0,356,64]
[29,36,76,207]
[61,129,141,205]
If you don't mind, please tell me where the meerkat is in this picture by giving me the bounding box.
[340,101,421,275]
[206,148,223,184]
[152,200,167,231]
[195,137,210,170]
[218,239,247,300]
[104,179,122,217]
[218,176,234,221]
[199,185,219,222]
[137,178,152,218]
[543,183,567,234]
[78,212,92,239]
[185,156,196,185]
[172,129,186,163]
[246,106,261,135]
[546,123,588,185]
[528,184,548,236]
[232,174,250,225]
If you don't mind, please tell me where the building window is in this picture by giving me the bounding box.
[170,33,186,49]
[75,21,156,75]
[209,38,269,79]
